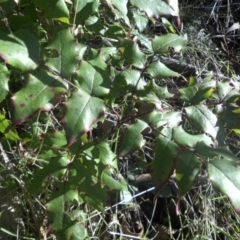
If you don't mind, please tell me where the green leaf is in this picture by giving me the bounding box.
[172,126,213,148]
[217,104,240,130]
[151,137,178,186]
[0,0,16,13]
[120,39,146,68]
[78,43,88,60]
[214,81,240,103]
[45,27,79,78]
[195,142,238,162]
[132,9,148,32]
[0,63,9,103]
[102,168,127,190]
[76,141,117,166]
[0,31,38,71]
[47,193,65,232]
[33,0,69,23]
[29,155,70,193]
[134,31,153,52]
[143,110,182,129]
[72,0,99,24]
[207,159,240,214]
[97,141,117,166]
[130,0,176,17]
[88,47,117,62]
[47,182,79,232]
[107,0,130,26]
[0,112,21,141]
[62,89,106,146]
[146,60,180,78]
[104,22,125,38]
[179,76,216,103]
[15,29,40,64]
[176,151,201,198]
[118,120,149,157]
[11,70,67,125]
[136,81,173,111]
[114,69,146,90]
[185,105,218,139]
[54,210,88,240]
[74,60,111,97]
[42,131,67,149]
[152,33,187,54]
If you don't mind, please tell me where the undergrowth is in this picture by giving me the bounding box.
[0,0,240,239]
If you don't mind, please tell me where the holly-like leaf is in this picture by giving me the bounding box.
[88,47,117,62]
[33,0,69,23]
[11,70,68,125]
[214,81,240,103]
[120,39,146,68]
[138,80,173,100]
[45,27,79,78]
[46,182,79,232]
[172,126,213,148]
[196,142,238,162]
[104,22,125,38]
[15,29,40,64]
[137,81,173,111]
[143,110,182,129]
[29,155,70,193]
[72,0,99,24]
[0,31,38,71]
[0,63,9,104]
[176,151,201,199]
[114,69,146,90]
[62,89,106,146]
[179,76,215,104]
[208,158,240,214]
[185,105,218,139]
[102,168,128,191]
[217,104,240,131]
[76,141,117,166]
[74,60,111,97]
[135,32,153,52]
[118,120,149,157]
[132,9,148,32]
[151,137,178,189]
[107,0,130,26]
[130,0,176,17]
[97,141,117,166]
[152,33,187,54]
[145,60,180,78]
[41,131,67,149]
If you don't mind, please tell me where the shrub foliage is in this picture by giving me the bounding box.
[1,0,240,239]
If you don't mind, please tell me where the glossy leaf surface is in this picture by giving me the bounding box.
[185,105,218,139]
[152,137,178,192]
[11,70,67,125]
[119,120,149,157]
[152,33,187,54]
[62,89,105,145]
[45,28,79,78]
[0,31,38,71]
[208,159,240,214]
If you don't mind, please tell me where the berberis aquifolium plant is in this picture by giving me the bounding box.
[0,0,240,239]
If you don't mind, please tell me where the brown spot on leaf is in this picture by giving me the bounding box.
[20,103,26,108]
[29,94,33,98]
